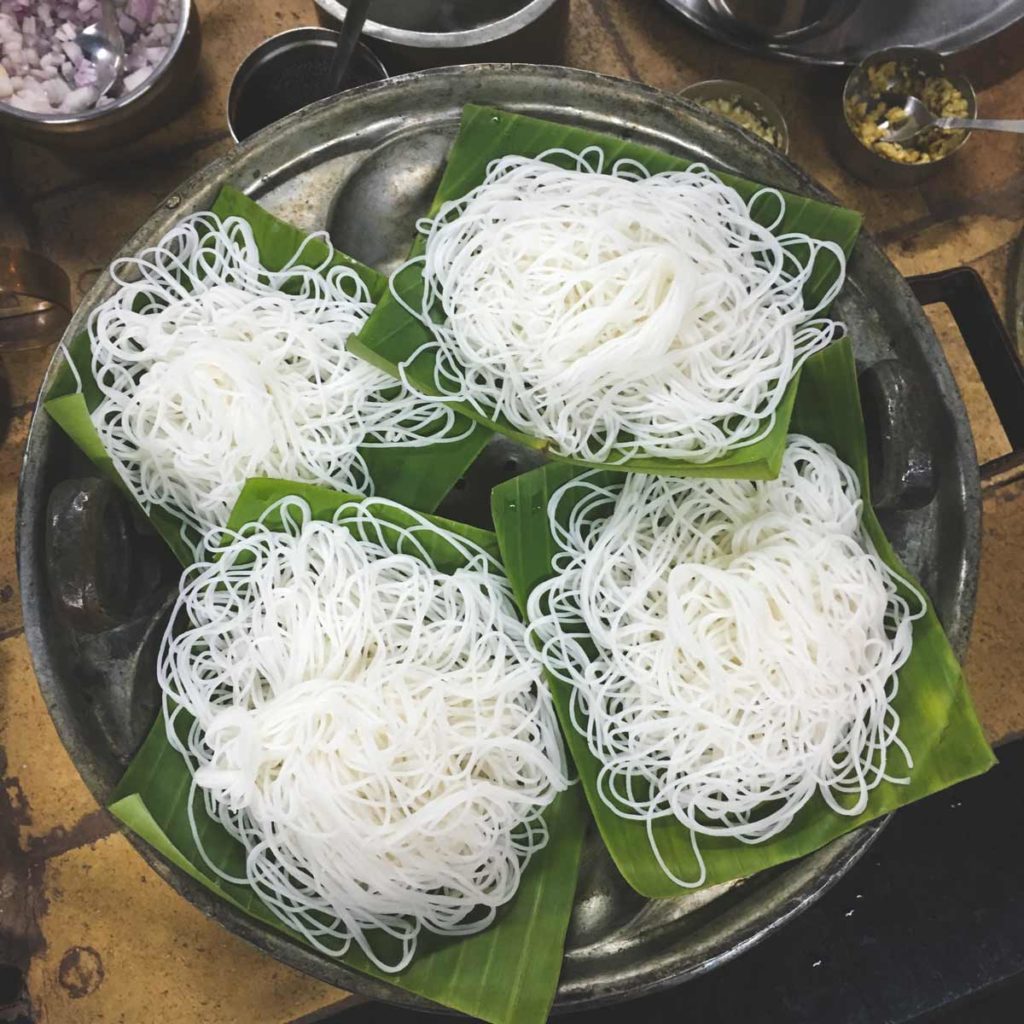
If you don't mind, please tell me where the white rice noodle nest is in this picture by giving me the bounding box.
[160,496,568,971]
[527,435,923,886]
[88,212,461,558]
[395,147,847,464]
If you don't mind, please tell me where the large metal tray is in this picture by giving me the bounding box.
[659,0,1024,66]
[17,65,981,1013]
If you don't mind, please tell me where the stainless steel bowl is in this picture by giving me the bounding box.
[313,0,568,69]
[0,0,201,149]
[680,79,790,153]
[227,28,389,144]
[835,46,977,187]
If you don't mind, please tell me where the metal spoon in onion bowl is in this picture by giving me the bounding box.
[77,0,126,100]
[882,94,1024,143]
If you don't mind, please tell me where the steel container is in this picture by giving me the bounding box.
[0,1,201,150]
[834,46,977,187]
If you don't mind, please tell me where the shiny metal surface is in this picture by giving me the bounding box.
[708,0,857,41]
[314,0,568,71]
[0,248,72,352]
[659,0,1024,66]
[882,95,1024,141]
[880,94,954,143]
[18,64,981,1013]
[678,79,790,153]
[0,1,200,149]
[328,126,452,273]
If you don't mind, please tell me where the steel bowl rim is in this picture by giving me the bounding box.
[0,0,194,127]
[655,0,1024,68]
[315,0,563,48]
[16,61,980,1014]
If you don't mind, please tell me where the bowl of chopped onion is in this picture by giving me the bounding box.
[0,0,201,148]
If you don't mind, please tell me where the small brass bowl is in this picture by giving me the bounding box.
[836,46,976,187]
[680,79,789,154]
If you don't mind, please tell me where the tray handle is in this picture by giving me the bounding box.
[908,267,1024,482]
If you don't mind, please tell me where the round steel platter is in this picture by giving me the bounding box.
[17,64,981,1013]
[658,0,1024,67]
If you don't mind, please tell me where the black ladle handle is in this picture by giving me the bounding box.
[327,0,373,95]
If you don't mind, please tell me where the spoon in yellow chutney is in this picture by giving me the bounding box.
[882,94,1024,143]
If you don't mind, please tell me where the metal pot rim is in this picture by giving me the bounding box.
[315,0,563,48]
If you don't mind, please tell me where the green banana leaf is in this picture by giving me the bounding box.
[110,477,587,1024]
[350,104,862,481]
[44,186,490,565]
[491,338,995,899]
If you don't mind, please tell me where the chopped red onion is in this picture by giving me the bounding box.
[0,0,181,115]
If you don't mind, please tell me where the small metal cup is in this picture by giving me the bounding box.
[0,249,72,352]
[834,46,976,187]
[227,27,389,143]
[680,80,790,153]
